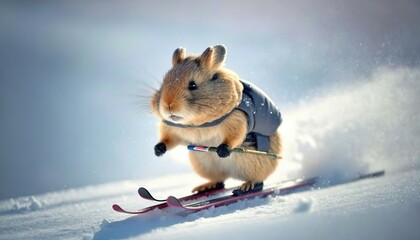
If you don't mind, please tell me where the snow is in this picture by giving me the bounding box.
[292,197,313,213]
[9,196,43,212]
[0,170,419,240]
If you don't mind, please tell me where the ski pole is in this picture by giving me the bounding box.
[187,145,279,159]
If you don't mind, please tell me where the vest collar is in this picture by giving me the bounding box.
[162,110,234,128]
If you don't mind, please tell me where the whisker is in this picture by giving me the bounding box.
[140,67,162,87]
[130,96,154,116]
[123,75,160,117]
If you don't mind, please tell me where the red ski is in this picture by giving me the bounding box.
[112,187,227,214]
[137,184,232,202]
[166,170,385,212]
[166,177,318,211]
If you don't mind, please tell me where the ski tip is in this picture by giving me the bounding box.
[138,187,166,202]
[112,204,124,212]
[138,187,153,199]
[166,196,183,208]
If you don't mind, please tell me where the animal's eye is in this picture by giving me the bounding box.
[188,80,198,90]
[211,73,219,80]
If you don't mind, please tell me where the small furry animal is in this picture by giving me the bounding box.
[151,45,282,194]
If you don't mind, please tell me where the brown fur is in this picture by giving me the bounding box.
[151,45,282,192]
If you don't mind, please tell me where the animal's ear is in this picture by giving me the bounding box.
[172,47,186,66]
[212,45,226,67]
[199,45,226,71]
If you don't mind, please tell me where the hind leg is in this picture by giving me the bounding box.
[232,181,264,196]
[230,132,282,195]
[238,181,264,192]
[192,182,225,193]
[189,152,228,193]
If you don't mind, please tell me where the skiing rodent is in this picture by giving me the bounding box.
[150,44,282,195]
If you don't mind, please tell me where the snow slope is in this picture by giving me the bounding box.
[0,170,419,240]
[1,67,419,240]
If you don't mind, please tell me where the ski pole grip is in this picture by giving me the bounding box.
[187,145,216,152]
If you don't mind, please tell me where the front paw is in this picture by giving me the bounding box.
[217,144,231,158]
[154,142,167,156]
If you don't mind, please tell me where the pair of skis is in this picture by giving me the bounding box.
[112,170,384,214]
[112,183,235,214]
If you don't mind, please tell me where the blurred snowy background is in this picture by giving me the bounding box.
[1,0,419,200]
